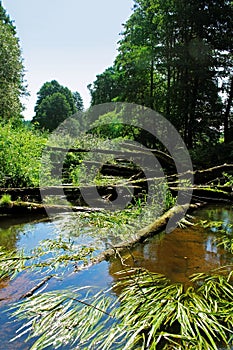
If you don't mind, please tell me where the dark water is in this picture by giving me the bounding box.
[0,205,232,349]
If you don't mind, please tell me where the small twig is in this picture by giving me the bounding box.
[19,275,54,299]
[69,297,113,318]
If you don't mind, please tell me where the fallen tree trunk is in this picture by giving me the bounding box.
[47,145,175,165]
[170,186,233,203]
[1,164,233,215]
[79,203,202,270]
[189,164,233,185]
[0,201,104,215]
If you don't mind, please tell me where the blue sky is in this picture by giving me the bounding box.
[2,0,133,119]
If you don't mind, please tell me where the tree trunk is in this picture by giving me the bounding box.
[224,76,233,144]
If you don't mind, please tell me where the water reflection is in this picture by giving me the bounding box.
[0,214,49,250]
[204,206,233,234]
[109,205,233,286]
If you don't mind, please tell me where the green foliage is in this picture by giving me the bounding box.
[32,80,83,131]
[190,143,233,168]
[0,3,25,122]
[73,91,84,111]
[88,66,121,106]
[33,92,72,132]
[0,2,16,34]
[89,0,233,148]
[0,193,12,207]
[34,80,77,115]
[0,123,48,187]
[90,110,140,140]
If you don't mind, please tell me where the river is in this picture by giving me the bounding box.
[0,204,232,349]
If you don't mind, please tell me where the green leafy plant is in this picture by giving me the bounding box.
[0,193,12,207]
[0,123,48,187]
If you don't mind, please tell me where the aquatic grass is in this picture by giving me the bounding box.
[9,267,233,350]
[0,237,94,280]
[3,199,232,349]
[217,234,233,254]
[10,288,113,350]
[104,269,233,349]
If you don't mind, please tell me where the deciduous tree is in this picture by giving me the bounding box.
[33,80,83,131]
[0,2,25,122]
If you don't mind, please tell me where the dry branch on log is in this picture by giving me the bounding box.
[169,186,233,203]
[189,164,233,185]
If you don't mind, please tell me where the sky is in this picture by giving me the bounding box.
[2,0,134,119]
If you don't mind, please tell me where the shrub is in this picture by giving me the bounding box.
[0,123,48,187]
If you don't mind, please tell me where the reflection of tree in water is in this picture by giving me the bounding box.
[0,224,19,250]
[0,214,48,250]
[205,205,233,233]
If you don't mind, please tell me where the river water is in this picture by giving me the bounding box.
[0,204,232,349]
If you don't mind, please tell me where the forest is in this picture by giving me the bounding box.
[0,1,233,349]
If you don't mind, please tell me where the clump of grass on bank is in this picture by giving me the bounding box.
[0,194,12,207]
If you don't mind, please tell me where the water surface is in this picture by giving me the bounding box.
[0,204,232,349]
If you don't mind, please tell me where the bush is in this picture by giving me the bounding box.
[0,123,48,187]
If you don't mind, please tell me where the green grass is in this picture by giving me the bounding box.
[0,194,12,206]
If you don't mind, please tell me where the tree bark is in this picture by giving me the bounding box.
[224,76,233,143]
